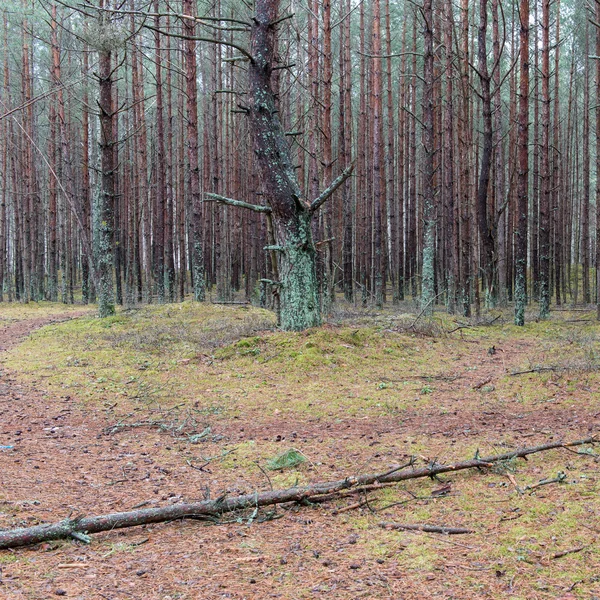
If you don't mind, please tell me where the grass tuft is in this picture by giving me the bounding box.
[266,448,307,471]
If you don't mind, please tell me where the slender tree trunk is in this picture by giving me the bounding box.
[322,0,333,309]
[153,3,166,302]
[357,2,368,302]
[539,0,551,318]
[385,0,396,305]
[421,0,435,313]
[409,15,418,300]
[81,43,92,304]
[531,0,540,301]
[492,0,507,306]
[183,0,205,301]
[48,7,61,301]
[340,0,353,302]
[459,0,471,316]
[97,43,116,317]
[443,0,456,312]
[514,0,529,326]
[553,3,562,307]
[164,15,175,302]
[582,23,591,305]
[476,0,496,306]
[596,1,600,318]
[397,20,407,303]
[372,0,384,307]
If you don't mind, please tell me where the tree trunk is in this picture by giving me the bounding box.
[476,0,496,306]
[421,0,436,313]
[97,45,116,318]
[248,0,320,330]
[539,0,551,318]
[153,4,166,303]
[596,1,600,318]
[492,0,506,306]
[183,0,205,302]
[459,0,471,316]
[514,0,529,326]
[372,0,384,308]
[553,1,562,307]
[582,23,591,305]
[443,0,456,312]
[340,0,353,303]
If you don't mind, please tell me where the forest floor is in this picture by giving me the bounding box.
[0,300,599,600]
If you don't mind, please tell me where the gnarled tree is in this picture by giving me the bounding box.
[206,0,352,331]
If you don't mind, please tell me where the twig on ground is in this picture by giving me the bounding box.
[525,471,566,492]
[447,323,472,334]
[187,459,211,472]
[423,533,476,549]
[332,499,369,515]
[551,543,592,560]
[473,377,493,390]
[379,522,473,535]
[255,462,274,491]
[506,473,524,494]
[563,445,600,458]
[510,366,557,376]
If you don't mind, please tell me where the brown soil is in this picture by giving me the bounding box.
[0,315,598,600]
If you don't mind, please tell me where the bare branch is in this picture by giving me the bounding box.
[144,24,253,61]
[309,164,354,213]
[205,193,272,213]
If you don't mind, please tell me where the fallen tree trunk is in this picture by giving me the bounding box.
[0,436,595,550]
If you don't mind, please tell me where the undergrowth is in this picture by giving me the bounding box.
[3,302,600,598]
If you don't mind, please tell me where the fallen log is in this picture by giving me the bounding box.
[0,436,595,550]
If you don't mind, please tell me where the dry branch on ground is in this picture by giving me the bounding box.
[0,436,596,550]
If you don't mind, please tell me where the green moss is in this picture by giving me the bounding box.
[0,553,23,564]
[0,301,93,322]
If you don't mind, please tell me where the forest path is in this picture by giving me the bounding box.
[0,313,598,600]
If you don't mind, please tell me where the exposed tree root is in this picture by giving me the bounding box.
[0,436,595,550]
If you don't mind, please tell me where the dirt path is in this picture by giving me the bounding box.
[1,316,598,599]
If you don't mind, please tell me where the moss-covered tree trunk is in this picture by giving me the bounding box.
[247,0,321,331]
[97,46,116,318]
[514,0,529,326]
[421,0,436,314]
[204,0,351,330]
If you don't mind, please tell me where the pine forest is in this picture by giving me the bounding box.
[0,0,598,327]
[2,1,600,598]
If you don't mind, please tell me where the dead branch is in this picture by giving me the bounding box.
[333,500,369,515]
[379,522,473,535]
[525,471,566,492]
[551,544,592,560]
[309,164,354,213]
[204,193,272,213]
[473,377,493,390]
[0,436,595,550]
[510,366,557,376]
